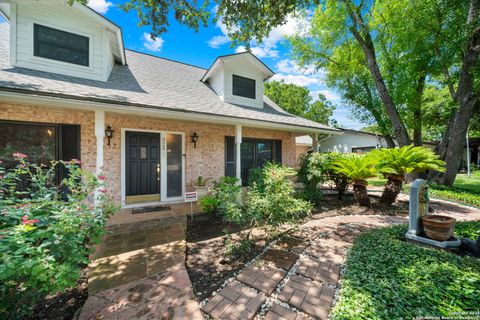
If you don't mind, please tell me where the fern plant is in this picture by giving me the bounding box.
[372,146,445,205]
[331,154,377,206]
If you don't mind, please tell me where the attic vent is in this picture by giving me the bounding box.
[34,24,89,67]
[232,74,256,99]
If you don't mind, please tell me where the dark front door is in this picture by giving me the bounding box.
[126,131,160,203]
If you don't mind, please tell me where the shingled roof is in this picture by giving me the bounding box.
[0,23,339,133]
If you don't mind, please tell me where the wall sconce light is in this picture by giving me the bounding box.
[105,125,114,147]
[191,132,199,149]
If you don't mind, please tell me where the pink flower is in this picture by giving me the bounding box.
[12,152,27,159]
[100,189,108,194]
[98,175,106,181]
[21,215,39,225]
[70,159,81,165]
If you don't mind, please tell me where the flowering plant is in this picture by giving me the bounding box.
[0,154,117,318]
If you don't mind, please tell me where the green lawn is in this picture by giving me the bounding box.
[331,222,480,320]
[367,171,480,207]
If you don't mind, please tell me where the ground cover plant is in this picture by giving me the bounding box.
[0,154,116,319]
[332,222,480,320]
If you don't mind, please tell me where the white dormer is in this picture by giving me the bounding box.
[0,0,126,82]
[202,52,274,109]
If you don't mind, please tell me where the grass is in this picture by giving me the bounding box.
[367,171,480,207]
[331,222,480,320]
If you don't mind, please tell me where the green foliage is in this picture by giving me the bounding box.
[372,146,446,178]
[224,232,253,257]
[331,223,480,319]
[199,177,243,223]
[427,186,480,208]
[331,154,377,183]
[194,176,211,187]
[0,156,116,318]
[246,163,312,230]
[264,81,335,125]
[297,152,351,204]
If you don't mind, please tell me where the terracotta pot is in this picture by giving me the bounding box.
[421,215,456,241]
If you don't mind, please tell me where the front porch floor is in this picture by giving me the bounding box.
[79,212,203,319]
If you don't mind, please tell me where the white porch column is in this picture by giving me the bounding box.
[94,110,105,205]
[312,133,319,153]
[235,125,242,184]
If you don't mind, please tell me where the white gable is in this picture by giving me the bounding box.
[4,0,125,82]
[202,52,274,109]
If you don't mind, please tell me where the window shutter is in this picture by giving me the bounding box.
[273,140,282,163]
[225,136,236,177]
[58,124,80,185]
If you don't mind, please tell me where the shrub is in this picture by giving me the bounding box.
[199,176,243,223]
[247,163,312,233]
[297,152,329,205]
[0,155,116,319]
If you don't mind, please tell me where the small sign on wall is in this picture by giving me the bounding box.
[185,192,198,202]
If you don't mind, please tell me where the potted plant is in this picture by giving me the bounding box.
[193,176,212,199]
[422,214,456,241]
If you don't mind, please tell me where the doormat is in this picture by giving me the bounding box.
[132,205,171,214]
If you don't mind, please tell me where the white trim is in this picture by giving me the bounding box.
[94,110,105,206]
[120,128,185,208]
[0,91,342,135]
[235,125,242,183]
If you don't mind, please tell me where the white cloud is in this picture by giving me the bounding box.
[270,73,321,86]
[142,33,164,52]
[235,45,279,59]
[207,35,230,49]
[87,0,112,14]
[310,89,341,102]
[275,59,317,74]
[207,14,309,54]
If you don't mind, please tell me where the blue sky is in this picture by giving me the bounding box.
[3,0,363,129]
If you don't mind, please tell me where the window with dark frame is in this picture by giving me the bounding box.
[224,136,282,185]
[34,24,89,67]
[0,121,81,187]
[232,74,256,99]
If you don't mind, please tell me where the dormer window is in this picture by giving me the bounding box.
[34,24,89,67]
[232,74,256,99]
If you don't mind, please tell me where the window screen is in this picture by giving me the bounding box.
[232,75,256,99]
[34,24,89,66]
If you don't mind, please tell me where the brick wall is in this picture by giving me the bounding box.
[0,104,298,206]
[104,112,296,202]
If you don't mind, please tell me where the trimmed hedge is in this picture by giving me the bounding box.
[331,223,480,320]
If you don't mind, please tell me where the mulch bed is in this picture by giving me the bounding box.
[185,193,409,303]
[185,214,269,301]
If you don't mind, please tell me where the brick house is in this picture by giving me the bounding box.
[0,1,339,224]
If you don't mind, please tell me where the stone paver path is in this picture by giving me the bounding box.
[200,194,480,320]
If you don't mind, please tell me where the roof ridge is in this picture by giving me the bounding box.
[125,49,207,71]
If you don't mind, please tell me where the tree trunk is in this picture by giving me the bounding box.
[353,180,370,206]
[345,2,410,146]
[385,136,396,148]
[412,73,426,147]
[438,0,480,185]
[380,175,404,206]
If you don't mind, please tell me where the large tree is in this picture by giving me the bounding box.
[71,0,480,185]
[264,81,335,125]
